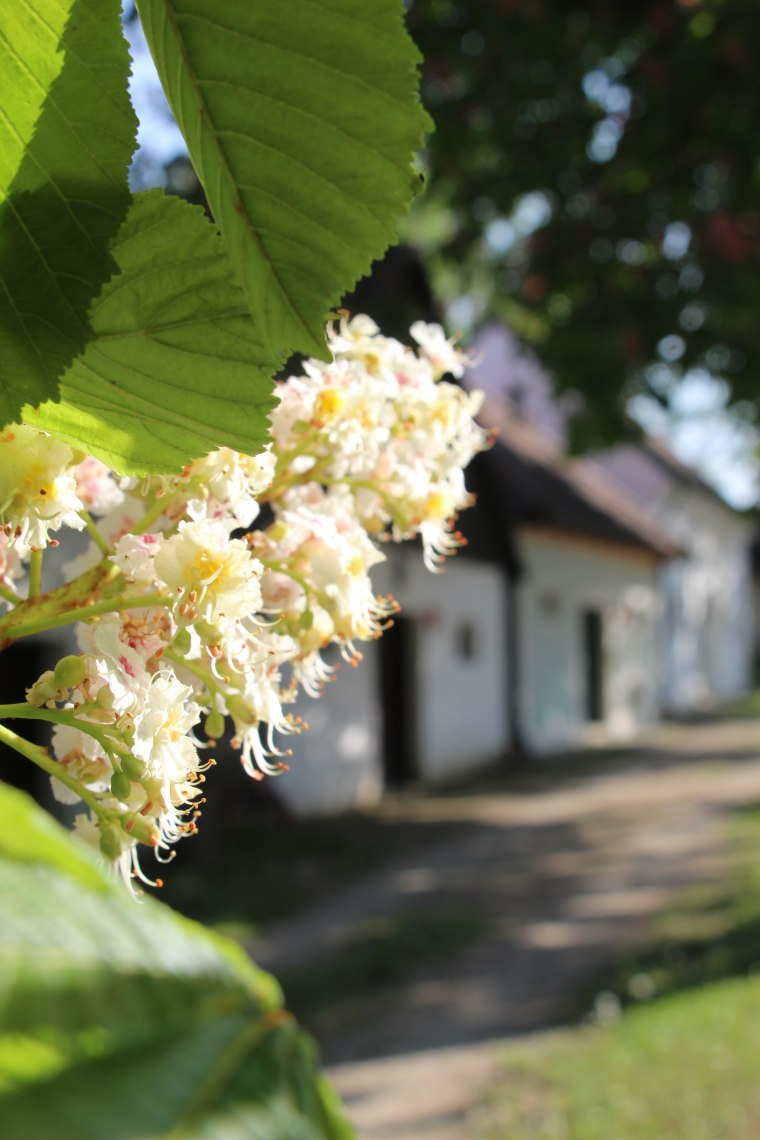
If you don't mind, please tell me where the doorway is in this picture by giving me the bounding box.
[378,615,418,786]
[581,608,604,722]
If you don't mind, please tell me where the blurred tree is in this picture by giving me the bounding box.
[406,0,760,445]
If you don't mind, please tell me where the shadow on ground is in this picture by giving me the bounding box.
[163,719,760,1071]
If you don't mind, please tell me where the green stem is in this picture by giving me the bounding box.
[263,449,329,502]
[0,722,107,819]
[2,591,171,642]
[78,510,113,556]
[28,549,43,599]
[132,493,177,536]
[0,582,20,606]
[0,703,128,763]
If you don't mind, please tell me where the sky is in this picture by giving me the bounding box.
[124,14,759,511]
[630,376,759,510]
[125,14,186,186]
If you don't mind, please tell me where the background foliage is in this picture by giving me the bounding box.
[407,0,760,445]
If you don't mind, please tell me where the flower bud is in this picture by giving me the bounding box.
[299,608,314,631]
[267,520,288,543]
[194,620,223,648]
[125,813,160,845]
[171,626,193,655]
[95,685,116,710]
[121,753,147,781]
[98,821,124,861]
[204,711,226,740]
[110,769,132,801]
[26,671,59,707]
[53,654,87,692]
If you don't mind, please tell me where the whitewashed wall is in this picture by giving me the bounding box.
[655,488,754,711]
[277,547,510,815]
[376,548,510,783]
[518,529,660,753]
[277,640,384,816]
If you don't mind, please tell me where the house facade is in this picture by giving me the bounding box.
[473,322,756,716]
[278,549,511,815]
[518,528,660,752]
[594,442,755,712]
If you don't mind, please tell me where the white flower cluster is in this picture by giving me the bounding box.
[2,318,488,890]
[272,316,484,569]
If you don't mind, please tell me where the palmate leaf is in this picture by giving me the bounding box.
[136,0,431,359]
[0,782,355,1139]
[0,0,135,426]
[24,190,278,474]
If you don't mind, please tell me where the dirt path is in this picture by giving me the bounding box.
[250,719,760,1139]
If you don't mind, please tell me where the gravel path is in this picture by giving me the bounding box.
[251,719,760,1139]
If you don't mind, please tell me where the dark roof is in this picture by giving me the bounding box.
[467,396,682,562]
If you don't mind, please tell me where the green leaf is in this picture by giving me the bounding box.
[135,0,430,359]
[24,190,278,474]
[0,0,136,427]
[0,783,355,1139]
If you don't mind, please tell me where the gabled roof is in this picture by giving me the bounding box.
[472,395,682,561]
[642,436,737,509]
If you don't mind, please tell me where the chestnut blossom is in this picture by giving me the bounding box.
[131,673,202,784]
[72,457,125,516]
[51,724,112,804]
[4,315,488,887]
[153,520,263,629]
[112,530,164,585]
[0,424,85,551]
[409,320,471,379]
[0,532,22,597]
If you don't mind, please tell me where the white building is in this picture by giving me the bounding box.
[594,442,755,713]
[476,401,677,755]
[277,394,678,813]
[276,547,511,815]
[272,323,755,814]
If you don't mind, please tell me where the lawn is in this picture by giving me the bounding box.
[596,803,760,1005]
[478,976,760,1139]
[477,801,760,1139]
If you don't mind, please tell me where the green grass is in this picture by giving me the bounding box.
[594,803,760,1006]
[712,689,760,720]
[478,800,760,1138]
[478,976,760,1139]
[280,908,493,1029]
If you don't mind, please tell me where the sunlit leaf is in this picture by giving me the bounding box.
[24,190,278,474]
[0,0,135,427]
[136,0,430,359]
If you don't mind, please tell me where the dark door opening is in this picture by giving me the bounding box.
[582,609,604,722]
[379,615,417,786]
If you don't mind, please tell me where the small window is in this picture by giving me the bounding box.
[539,590,561,618]
[455,621,477,659]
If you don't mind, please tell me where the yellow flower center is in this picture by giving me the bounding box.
[314,389,344,421]
[425,492,448,521]
[188,549,227,589]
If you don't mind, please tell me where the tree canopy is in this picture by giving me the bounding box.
[406,0,760,446]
